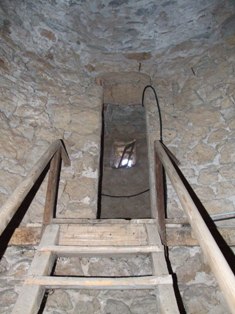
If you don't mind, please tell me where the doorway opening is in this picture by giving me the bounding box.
[98,103,151,218]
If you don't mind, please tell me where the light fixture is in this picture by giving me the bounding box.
[110,140,136,169]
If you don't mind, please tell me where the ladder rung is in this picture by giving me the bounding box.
[52,218,156,224]
[39,245,163,256]
[25,275,172,289]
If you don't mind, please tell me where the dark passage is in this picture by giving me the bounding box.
[100,104,151,218]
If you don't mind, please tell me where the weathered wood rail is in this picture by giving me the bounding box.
[155,140,235,314]
[0,140,70,236]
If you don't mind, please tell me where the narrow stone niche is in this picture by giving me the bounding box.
[96,72,151,218]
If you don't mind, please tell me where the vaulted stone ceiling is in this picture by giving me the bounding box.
[1,0,235,75]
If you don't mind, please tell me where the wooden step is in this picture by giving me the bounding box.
[52,218,156,224]
[25,275,172,289]
[12,224,179,314]
[39,244,162,256]
[58,223,149,246]
[12,225,59,314]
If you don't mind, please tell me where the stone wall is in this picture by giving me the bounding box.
[169,246,231,314]
[1,0,235,223]
[0,0,235,313]
[147,42,235,220]
[0,1,103,221]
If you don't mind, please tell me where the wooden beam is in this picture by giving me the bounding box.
[52,218,156,224]
[155,149,166,244]
[146,224,180,314]
[9,225,235,247]
[155,141,235,314]
[25,275,172,289]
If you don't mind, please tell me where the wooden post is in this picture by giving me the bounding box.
[0,140,70,237]
[155,148,166,244]
[43,149,61,225]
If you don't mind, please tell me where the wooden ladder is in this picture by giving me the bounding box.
[12,220,179,313]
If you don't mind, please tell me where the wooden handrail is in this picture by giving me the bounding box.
[155,140,235,314]
[0,140,70,236]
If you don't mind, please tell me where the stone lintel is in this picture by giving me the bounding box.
[96,72,151,105]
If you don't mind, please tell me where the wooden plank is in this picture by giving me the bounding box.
[155,149,166,244]
[146,225,163,251]
[155,141,235,314]
[146,224,180,314]
[9,225,235,246]
[12,225,59,314]
[146,224,170,275]
[43,150,61,225]
[156,285,180,314]
[52,218,156,224]
[25,275,172,289]
[0,140,69,236]
[59,223,148,246]
[39,244,162,256]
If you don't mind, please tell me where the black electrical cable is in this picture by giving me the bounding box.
[101,188,150,198]
[102,85,163,199]
[142,84,163,142]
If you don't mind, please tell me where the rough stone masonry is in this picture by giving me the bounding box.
[0,0,235,313]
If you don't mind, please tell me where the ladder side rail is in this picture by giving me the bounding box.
[154,147,166,244]
[12,225,60,314]
[155,140,235,314]
[146,224,180,314]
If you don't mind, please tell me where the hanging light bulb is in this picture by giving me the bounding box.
[110,140,136,169]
